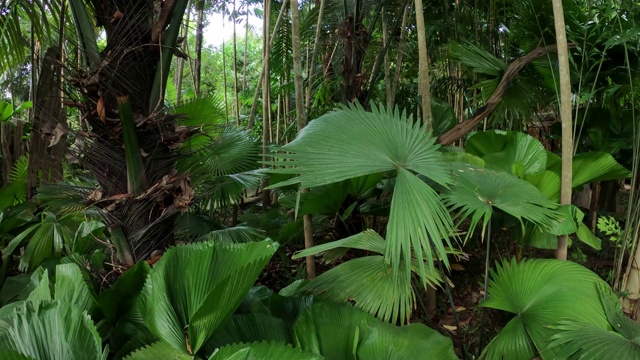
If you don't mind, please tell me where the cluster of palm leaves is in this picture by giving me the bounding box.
[0,239,458,359]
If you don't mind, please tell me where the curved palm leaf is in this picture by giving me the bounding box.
[547,284,640,359]
[141,240,278,355]
[293,302,457,360]
[465,130,547,175]
[442,165,561,240]
[267,103,456,286]
[0,301,107,360]
[292,230,443,323]
[547,151,631,188]
[208,341,322,360]
[480,258,611,360]
[124,341,193,360]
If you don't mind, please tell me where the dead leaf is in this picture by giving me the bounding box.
[110,9,124,24]
[451,263,465,271]
[97,96,106,122]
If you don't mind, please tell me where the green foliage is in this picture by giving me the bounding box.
[597,216,625,247]
[481,258,612,359]
[268,103,456,293]
[141,240,278,354]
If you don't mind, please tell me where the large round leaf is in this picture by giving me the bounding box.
[481,259,611,359]
[466,130,547,175]
[141,240,278,355]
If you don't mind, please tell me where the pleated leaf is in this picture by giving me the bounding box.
[267,103,455,292]
[443,165,561,240]
[547,283,640,359]
[208,341,322,360]
[205,313,292,351]
[0,301,107,360]
[480,259,611,360]
[547,151,631,188]
[356,320,458,360]
[466,130,547,175]
[54,263,96,314]
[124,341,193,360]
[296,256,418,325]
[141,240,278,354]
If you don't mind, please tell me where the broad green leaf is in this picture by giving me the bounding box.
[208,341,322,360]
[0,301,107,360]
[142,240,278,354]
[443,165,560,240]
[205,313,292,351]
[524,170,561,202]
[547,151,631,188]
[98,261,151,322]
[356,320,458,360]
[54,263,96,314]
[124,341,193,360]
[267,103,455,295]
[293,230,386,259]
[481,259,610,360]
[466,130,547,175]
[297,256,418,324]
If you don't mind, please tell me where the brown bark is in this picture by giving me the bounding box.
[437,44,567,145]
[1,121,26,185]
[27,47,67,199]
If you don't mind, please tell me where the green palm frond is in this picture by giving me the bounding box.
[465,130,547,175]
[141,240,278,355]
[293,301,457,360]
[206,313,292,351]
[292,230,442,324]
[449,42,507,77]
[124,341,193,360]
[0,301,107,360]
[442,165,561,240]
[199,226,265,244]
[547,151,631,188]
[0,1,61,74]
[480,258,611,360]
[268,103,456,286]
[547,284,640,359]
[208,341,321,360]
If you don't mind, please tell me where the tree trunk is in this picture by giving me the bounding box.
[389,3,410,110]
[194,0,204,96]
[27,47,67,199]
[414,0,432,129]
[291,0,316,279]
[261,0,272,209]
[232,0,241,125]
[552,0,573,260]
[175,0,192,104]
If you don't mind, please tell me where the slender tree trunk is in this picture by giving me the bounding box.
[414,0,432,129]
[175,0,191,104]
[291,0,316,279]
[246,0,289,130]
[261,0,272,208]
[232,0,241,125]
[382,8,391,103]
[243,8,249,90]
[194,0,204,96]
[390,3,410,109]
[552,0,573,260]
[305,0,325,111]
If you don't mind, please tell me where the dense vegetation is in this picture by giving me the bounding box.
[0,0,638,359]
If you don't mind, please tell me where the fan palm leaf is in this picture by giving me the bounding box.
[480,258,611,360]
[209,341,322,360]
[547,284,640,359]
[0,301,107,360]
[140,240,278,355]
[268,103,456,287]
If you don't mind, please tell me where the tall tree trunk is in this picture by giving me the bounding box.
[243,8,249,90]
[291,0,316,279]
[246,0,289,130]
[552,0,573,260]
[232,0,241,125]
[382,8,391,103]
[390,3,410,110]
[175,0,192,104]
[261,0,272,208]
[305,0,325,111]
[194,0,204,96]
[415,0,432,129]
[27,47,67,199]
